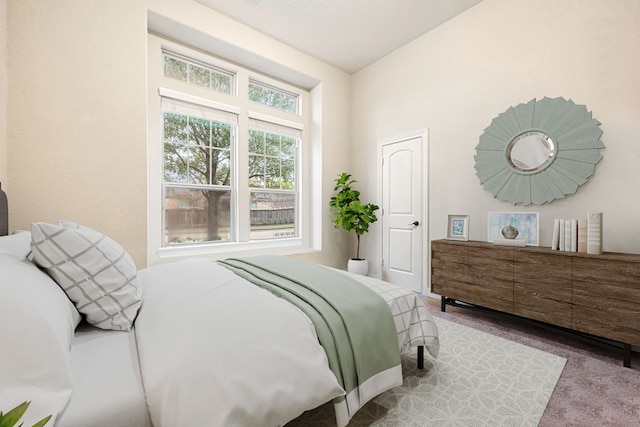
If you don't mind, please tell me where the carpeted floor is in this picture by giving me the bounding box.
[288,315,565,426]
[425,297,640,426]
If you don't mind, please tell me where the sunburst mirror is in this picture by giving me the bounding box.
[474,97,605,205]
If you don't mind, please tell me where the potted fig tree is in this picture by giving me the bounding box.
[329,172,379,275]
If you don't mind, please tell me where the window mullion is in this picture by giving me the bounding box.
[235,68,253,243]
[236,112,250,242]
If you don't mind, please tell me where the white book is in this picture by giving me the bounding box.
[577,218,587,253]
[564,219,571,252]
[559,219,565,251]
[587,212,603,255]
[551,218,560,250]
[570,219,577,252]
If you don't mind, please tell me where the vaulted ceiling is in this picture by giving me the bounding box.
[196,0,484,74]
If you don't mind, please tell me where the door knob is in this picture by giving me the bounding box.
[409,221,420,226]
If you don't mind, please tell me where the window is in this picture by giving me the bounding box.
[162,98,235,245]
[148,34,309,259]
[163,51,234,95]
[248,119,300,240]
[248,79,298,113]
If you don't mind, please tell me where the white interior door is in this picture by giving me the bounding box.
[380,132,425,292]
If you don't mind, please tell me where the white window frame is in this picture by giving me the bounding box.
[147,34,314,264]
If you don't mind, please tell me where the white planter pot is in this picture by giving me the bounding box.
[347,258,368,275]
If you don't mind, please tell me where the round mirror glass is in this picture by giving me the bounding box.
[507,131,555,172]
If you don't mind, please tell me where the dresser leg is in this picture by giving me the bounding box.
[440,296,446,312]
[623,344,632,368]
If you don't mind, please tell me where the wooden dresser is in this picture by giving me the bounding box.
[431,239,640,367]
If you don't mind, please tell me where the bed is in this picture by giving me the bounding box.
[0,185,439,427]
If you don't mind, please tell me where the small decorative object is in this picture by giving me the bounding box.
[447,214,469,241]
[488,212,539,246]
[492,238,526,247]
[501,224,519,239]
[474,97,605,205]
[587,212,603,255]
[329,173,379,274]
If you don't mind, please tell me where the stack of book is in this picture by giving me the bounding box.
[551,213,602,254]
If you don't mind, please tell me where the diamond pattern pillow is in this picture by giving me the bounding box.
[31,221,142,331]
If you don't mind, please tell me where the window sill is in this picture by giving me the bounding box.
[153,237,317,264]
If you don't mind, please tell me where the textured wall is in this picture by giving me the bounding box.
[0,0,7,188]
[351,0,640,278]
[6,0,352,268]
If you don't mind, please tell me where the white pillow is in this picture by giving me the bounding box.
[31,221,142,331]
[0,230,32,259]
[0,251,80,426]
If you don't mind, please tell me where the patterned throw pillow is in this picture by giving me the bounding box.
[31,221,142,331]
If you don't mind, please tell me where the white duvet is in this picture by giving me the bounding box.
[1,227,438,427]
[135,258,345,427]
[0,250,80,426]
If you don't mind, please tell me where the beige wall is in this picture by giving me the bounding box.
[6,0,352,268]
[351,0,640,278]
[9,0,640,273]
[0,0,7,188]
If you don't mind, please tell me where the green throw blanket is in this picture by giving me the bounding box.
[218,255,402,426]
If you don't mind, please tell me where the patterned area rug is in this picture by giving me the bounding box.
[288,317,566,426]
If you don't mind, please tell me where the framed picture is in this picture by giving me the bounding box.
[447,214,469,241]
[488,212,539,246]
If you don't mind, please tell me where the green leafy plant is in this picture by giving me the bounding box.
[0,402,51,427]
[329,172,379,260]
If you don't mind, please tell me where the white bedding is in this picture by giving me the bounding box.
[57,323,151,427]
[0,251,80,426]
[134,258,440,427]
[1,227,439,427]
[135,258,345,427]
[344,270,440,358]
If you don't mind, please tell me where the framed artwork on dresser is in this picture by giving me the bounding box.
[488,212,539,246]
[447,214,469,241]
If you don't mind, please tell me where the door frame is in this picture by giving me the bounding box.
[377,128,429,294]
